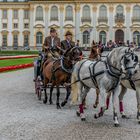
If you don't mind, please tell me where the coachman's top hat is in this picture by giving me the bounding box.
[65,31,72,36]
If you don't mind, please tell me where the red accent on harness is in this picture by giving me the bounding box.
[106,97,110,109]
[119,101,124,112]
[79,104,84,113]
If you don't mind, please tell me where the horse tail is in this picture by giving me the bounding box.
[71,63,81,105]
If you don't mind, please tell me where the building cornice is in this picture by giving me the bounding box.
[1,0,140,5]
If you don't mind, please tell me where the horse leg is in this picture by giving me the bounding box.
[77,86,90,121]
[112,89,120,127]
[136,87,140,124]
[94,88,107,119]
[61,86,71,107]
[93,88,99,108]
[43,79,48,104]
[118,84,127,118]
[49,86,54,104]
[56,86,61,109]
[43,86,48,104]
[106,92,111,109]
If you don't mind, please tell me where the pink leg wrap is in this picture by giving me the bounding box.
[119,101,124,113]
[79,104,84,114]
[106,97,110,109]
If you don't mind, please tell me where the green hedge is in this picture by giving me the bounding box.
[0,50,39,56]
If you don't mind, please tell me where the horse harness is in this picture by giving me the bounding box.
[51,57,73,81]
[76,59,121,92]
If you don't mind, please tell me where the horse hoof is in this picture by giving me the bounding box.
[80,113,86,121]
[81,118,86,121]
[56,104,61,109]
[76,111,80,117]
[43,99,47,104]
[61,101,67,107]
[49,101,53,105]
[94,114,98,119]
[114,123,120,127]
[93,104,97,108]
[122,115,129,119]
[138,121,140,124]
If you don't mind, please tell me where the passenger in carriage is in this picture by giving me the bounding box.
[60,31,75,53]
[43,28,61,58]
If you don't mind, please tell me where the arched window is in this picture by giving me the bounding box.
[51,6,58,21]
[99,31,106,44]
[116,5,124,15]
[36,32,43,47]
[115,29,124,42]
[65,6,73,21]
[133,31,140,45]
[133,5,140,19]
[99,5,107,18]
[36,6,43,21]
[82,5,90,19]
[83,31,90,45]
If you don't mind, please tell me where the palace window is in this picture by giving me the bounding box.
[116,5,124,15]
[133,6,140,20]
[65,6,73,21]
[36,32,43,47]
[13,23,18,29]
[133,31,140,45]
[3,10,7,19]
[82,5,91,22]
[13,34,18,48]
[2,34,7,47]
[24,23,29,28]
[83,30,90,45]
[24,34,29,47]
[36,6,43,21]
[99,5,107,21]
[99,31,106,44]
[3,23,7,29]
[24,10,29,19]
[13,10,18,19]
[51,6,58,21]
[115,5,124,23]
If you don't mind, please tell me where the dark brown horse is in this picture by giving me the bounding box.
[43,47,82,109]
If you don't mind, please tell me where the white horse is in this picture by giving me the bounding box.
[106,52,140,123]
[71,47,138,127]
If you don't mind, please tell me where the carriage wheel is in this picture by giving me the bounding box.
[37,88,42,100]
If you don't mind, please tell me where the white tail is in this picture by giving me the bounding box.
[71,70,80,104]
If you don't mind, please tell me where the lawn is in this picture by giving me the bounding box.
[0,58,34,67]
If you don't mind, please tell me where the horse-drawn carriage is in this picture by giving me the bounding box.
[33,47,83,108]
[33,46,140,126]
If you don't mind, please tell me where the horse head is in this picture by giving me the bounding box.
[122,48,138,78]
[63,47,83,64]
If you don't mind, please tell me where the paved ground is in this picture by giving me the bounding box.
[0,68,140,140]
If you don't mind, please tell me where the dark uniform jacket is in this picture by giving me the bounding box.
[43,36,61,52]
[61,40,75,51]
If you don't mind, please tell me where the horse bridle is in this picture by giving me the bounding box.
[122,52,138,70]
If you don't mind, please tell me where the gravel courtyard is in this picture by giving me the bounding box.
[0,68,140,140]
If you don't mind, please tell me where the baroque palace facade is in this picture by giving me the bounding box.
[0,0,140,49]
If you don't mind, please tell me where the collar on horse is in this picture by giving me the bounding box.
[60,57,73,74]
[106,56,122,79]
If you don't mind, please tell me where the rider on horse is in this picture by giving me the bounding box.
[43,28,61,58]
